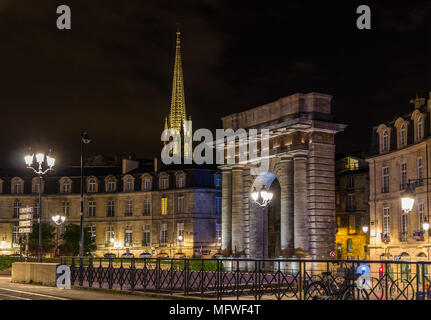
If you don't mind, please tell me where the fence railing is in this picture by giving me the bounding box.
[59,256,431,300]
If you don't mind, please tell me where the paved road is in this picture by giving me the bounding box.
[0,276,160,300]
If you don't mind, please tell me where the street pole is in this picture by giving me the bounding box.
[79,136,84,258]
[79,131,90,258]
[38,175,43,262]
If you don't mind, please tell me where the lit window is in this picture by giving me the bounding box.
[106,225,114,244]
[161,197,168,215]
[383,207,390,236]
[347,239,353,253]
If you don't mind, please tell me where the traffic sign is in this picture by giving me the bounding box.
[329,250,336,258]
[19,227,32,234]
[19,207,33,214]
[19,220,32,227]
[19,214,33,220]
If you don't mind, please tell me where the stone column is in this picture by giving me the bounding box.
[293,152,309,253]
[221,169,232,254]
[231,166,244,255]
[279,157,294,256]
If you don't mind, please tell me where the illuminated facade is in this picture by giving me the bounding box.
[367,93,431,262]
[0,156,221,257]
[335,155,369,260]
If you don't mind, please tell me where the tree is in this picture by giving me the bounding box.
[61,224,96,256]
[28,222,56,255]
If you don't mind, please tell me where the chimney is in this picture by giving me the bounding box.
[122,158,139,174]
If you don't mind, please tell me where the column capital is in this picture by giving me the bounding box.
[290,150,308,158]
[279,155,293,163]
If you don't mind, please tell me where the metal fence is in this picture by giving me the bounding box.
[59,256,431,300]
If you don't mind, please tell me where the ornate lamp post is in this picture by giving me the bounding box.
[51,214,66,255]
[24,150,55,262]
[80,131,91,258]
[251,185,273,258]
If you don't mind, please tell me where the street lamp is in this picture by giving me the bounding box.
[401,183,416,213]
[80,130,91,258]
[178,235,183,254]
[51,215,66,256]
[251,186,273,207]
[362,225,369,233]
[25,149,55,262]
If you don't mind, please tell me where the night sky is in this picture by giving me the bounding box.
[0,0,430,167]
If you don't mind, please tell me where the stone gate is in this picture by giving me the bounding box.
[219,92,345,260]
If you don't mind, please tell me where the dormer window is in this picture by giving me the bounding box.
[382,131,389,152]
[176,172,185,188]
[400,124,406,146]
[107,177,116,192]
[60,177,72,193]
[12,178,24,194]
[143,176,151,191]
[417,116,423,140]
[88,178,97,193]
[123,176,134,192]
[159,174,169,190]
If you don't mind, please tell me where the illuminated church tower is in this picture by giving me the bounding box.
[163,29,192,158]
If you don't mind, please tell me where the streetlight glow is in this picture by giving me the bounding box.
[401,184,415,213]
[251,186,273,207]
[423,220,430,232]
[24,154,34,166]
[362,225,369,233]
[35,153,45,164]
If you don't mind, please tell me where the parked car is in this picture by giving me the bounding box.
[139,252,152,258]
[121,253,134,258]
[104,253,116,259]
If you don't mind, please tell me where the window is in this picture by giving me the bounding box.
[143,200,151,216]
[161,197,168,215]
[88,179,97,192]
[400,163,407,189]
[347,194,355,211]
[401,212,408,241]
[125,199,133,216]
[419,202,425,231]
[142,225,151,246]
[106,225,114,243]
[34,199,40,218]
[216,196,222,214]
[124,226,133,247]
[418,157,423,181]
[347,239,353,253]
[12,226,19,247]
[382,167,389,193]
[107,200,115,217]
[13,200,21,218]
[107,178,115,192]
[143,177,151,191]
[62,201,70,216]
[347,175,354,189]
[215,173,222,187]
[125,178,133,192]
[177,174,185,188]
[383,207,390,236]
[88,201,96,217]
[33,180,41,193]
[348,215,356,234]
[177,222,184,245]
[62,179,71,193]
[177,196,184,214]
[216,223,222,246]
[89,225,96,240]
[382,131,389,152]
[400,124,406,146]
[160,223,168,247]
[160,175,168,190]
[13,181,22,194]
[417,117,423,140]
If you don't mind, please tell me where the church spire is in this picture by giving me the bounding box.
[169,28,187,132]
